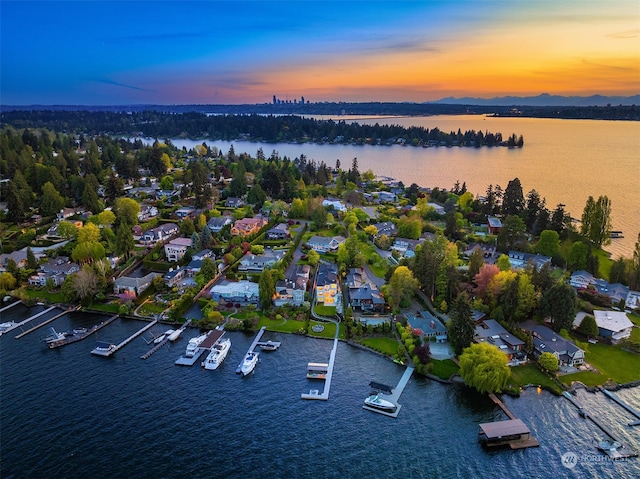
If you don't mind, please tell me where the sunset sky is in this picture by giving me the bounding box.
[1,1,639,105]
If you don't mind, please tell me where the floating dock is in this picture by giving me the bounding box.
[0,300,22,313]
[175,329,224,366]
[236,326,266,373]
[562,391,638,459]
[11,306,58,338]
[363,367,414,418]
[141,319,192,360]
[602,389,640,426]
[49,315,118,349]
[91,320,158,357]
[301,334,338,400]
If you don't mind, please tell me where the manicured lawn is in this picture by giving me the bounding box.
[508,363,562,394]
[631,326,640,343]
[362,244,388,278]
[430,359,460,380]
[314,304,336,317]
[138,302,166,315]
[23,288,65,303]
[308,320,345,339]
[360,337,398,356]
[628,313,640,327]
[559,371,608,388]
[258,316,306,333]
[87,302,120,313]
[585,343,640,384]
[592,248,613,280]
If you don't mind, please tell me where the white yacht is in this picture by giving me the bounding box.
[43,327,66,344]
[202,338,231,370]
[0,321,17,336]
[185,332,209,357]
[240,351,259,376]
[364,394,396,412]
[153,329,175,344]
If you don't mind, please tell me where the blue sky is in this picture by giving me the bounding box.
[1,1,638,105]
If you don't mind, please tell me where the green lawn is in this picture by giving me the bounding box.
[23,288,65,303]
[138,302,166,315]
[559,371,608,388]
[508,363,562,394]
[360,336,398,356]
[87,302,120,313]
[314,304,336,317]
[584,343,640,384]
[258,316,306,333]
[592,249,613,280]
[362,244,388,278]
[628,314,640,327]
[308,320,345,339]
[430,359,460,380]
[631,327,640,343]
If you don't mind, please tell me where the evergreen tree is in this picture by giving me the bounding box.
[26,247,38,270]
[447,292,475,356]
[115,223,134,259]
[502,178,525,217]
[538,282,577,332]
[577,314,599,339]
[5,180,25,223]
[258,269,276,311]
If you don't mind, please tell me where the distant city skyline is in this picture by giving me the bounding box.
[1,1,639,105]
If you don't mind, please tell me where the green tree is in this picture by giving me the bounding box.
[259,269,276,310]
[496,254,511,271]
[247,183,267,206]
[77,222,101,244]
[447,292,475,356]
[468,248,484,280]
[580,195,612,248]
[535,230,560,258]
[5,180,25,223]
[459,342,511,394]
[116,223,135,259]
[97,209,116,228]
[538,352,559,372]
[200,257,217,282]
[515,272,537,321]
[72,241,105,265]
[57,221,78,239]
[387,266,418,308]
[0,272,17,291]
[630,233,640,291]
[40,181,65,217]
[577,314,599,339]
[114,197,140,226]
[502,177,525,217]
[496,215,526,252]
[397,216,422,240]
[538,282,577,332]
[26,247,38,270]
[306,249,320,267]
[567,241,589,271]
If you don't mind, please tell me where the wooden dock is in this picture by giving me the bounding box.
[602,389,640,426]
[14,307,67,339]
[236,326,266,373]
[488,392,517,420]
[301,335,338,400]
[363,367,414,418]
[49,315,118,349]
[92,320,158,357]
[0,300,22,313]
[478,393,539,449]
[141,336,170,360]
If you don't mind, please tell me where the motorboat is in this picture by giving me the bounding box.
[167,328,183,342]
[202,338,231,370]
[92,341,117,354]
[240,351,259,376]
[260,340,278,351]
[154,329,175,344]
[185,332,209,357]
[0,321,17,335]
[364,394,396,412]
[43,327,66,344]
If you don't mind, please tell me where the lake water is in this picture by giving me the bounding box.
[1,304,639,478]
[160,115,639,259]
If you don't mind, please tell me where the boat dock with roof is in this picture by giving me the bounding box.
[91,320,158,357]
[363,367,414,418]
[478,419,539,449]
[176,329,224,366]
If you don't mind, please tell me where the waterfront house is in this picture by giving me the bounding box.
[474,319,526,366]
[113,272,160,297]
[164,237,192,262]
[405,311,448,342]
[207,216,233,233]
[570,270,630,304]
[238,248,286,272]
[28,257,80,287]
[316,262,340,306]
[230,216,268,236]
[210,280,259,305]
[307,235,345,253]
[274,265,310,307]
[0,250,28,271]
[528,324,584,367]
[592,310,634,343]
[349,283,385,313]
[626,290,640,310]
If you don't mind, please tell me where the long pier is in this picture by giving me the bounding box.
[14,307,66,339]
[93,320,158,357]
[301,334,339,401]
[0,300,22,313]
[363,367,414,418]
[236,326,266,373]
[49,315,119,349]
[602,389,640,426]
[488,392,517,420]
[142,319,192,360]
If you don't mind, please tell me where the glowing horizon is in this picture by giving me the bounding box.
[1,1,638,105]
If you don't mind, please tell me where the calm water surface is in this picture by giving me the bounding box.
[161,115,639,258]
[1,305,639,478]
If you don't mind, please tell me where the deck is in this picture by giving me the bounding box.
[363,367,414,418]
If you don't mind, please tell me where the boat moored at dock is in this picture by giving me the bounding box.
[185,332,210,357]
[364,394,396,412]
[43,327,66,346]
[240,352,259,376]
[202,338,231,370]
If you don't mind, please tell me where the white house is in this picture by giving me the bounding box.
[307,235,345,253]
[592,310,634,343]
[210,280,259,305]
[322,197,347,212]
[164,237,192,262]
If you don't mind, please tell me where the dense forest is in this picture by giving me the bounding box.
[0,110,523,148]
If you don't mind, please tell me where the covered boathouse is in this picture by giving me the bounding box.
[478,419,539,449]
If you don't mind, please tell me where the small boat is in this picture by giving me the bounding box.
[92,341,117,354]
[153,329,175,344]
[260,341,278,351]
[240,351,259,376]
[167,328,183,342]
[43,327,66,344]
[72,328,88,335]
[185,332,209,357]
[202,338,231,370]
[0,321,17,335]
[364,394,397,412]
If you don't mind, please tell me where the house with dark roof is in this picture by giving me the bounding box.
[372,221,397,237]
[474,319,527,366]
[207,216,233,233]
[140,223,179,245]
[405,310,448,342]
[274,265,310,306]
[266,223,290,240]
[113,272,160,296]
[349,283,385,313]
[487,216,503,234]
[164,267,187,287]
[529,324,584,367]
[316,262,340,306]
[225,197,245,208]
[238,248,286,272]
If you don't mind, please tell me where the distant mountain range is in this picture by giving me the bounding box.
[432,93,640,107]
